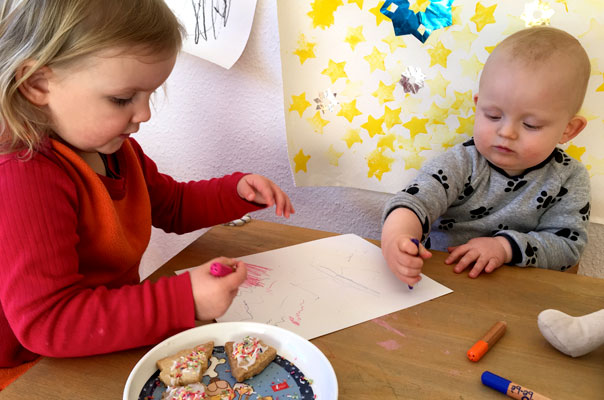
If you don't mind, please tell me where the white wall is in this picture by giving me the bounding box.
[137,0,603,280]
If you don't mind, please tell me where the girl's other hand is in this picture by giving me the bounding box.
[236,174,295,218]
[188,257,247,321]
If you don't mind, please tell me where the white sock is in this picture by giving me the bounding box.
[538,309,604,357]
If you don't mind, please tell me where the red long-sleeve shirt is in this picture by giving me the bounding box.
[0,138,262,367]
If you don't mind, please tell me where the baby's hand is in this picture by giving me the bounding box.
[237,174,295,218]
[382,235,432,286]
[446,236,511,278]
[189,257,248,321]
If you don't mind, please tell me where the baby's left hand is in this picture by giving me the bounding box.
[445,236,511,278]
[237,174,295,218]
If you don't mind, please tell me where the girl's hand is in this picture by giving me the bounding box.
[188,257,248,321]
[236,174,295,218]
[446,236,511,278]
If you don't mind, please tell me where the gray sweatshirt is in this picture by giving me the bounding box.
[382,139,591,270]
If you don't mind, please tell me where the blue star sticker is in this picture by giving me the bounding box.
[380,0,454,43]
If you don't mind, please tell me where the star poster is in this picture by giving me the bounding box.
[277,0,604,222]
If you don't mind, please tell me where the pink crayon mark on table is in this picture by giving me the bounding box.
[289,300,305,326]
[372,317,406,338]
[377,339,400,351]
[241,263,271,288]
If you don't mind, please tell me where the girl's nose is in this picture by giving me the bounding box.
[132,99,151,124]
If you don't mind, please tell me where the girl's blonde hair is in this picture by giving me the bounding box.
[0,0,185,156]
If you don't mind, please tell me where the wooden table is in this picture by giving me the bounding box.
[2,220,603,399]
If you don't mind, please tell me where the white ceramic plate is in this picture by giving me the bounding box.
[123,321,338,400]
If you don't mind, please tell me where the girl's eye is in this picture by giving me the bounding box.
[110,97,133,106]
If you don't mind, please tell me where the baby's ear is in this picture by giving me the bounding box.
[560,115,587,144]
[16,60,50,106]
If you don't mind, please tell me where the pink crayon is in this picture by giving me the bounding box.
[210,262,234,277]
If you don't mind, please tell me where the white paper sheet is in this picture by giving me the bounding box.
[166,0,258,69]
[177,234,452,340]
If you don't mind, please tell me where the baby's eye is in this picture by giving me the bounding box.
[110,97,133,106]
[485,114,501,121]
[523,122,541,130]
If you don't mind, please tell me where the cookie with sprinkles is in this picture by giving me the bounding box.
[225,336,277,382]
[161,382,207,400]
[156,341,214,386]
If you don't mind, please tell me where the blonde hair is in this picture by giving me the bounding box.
[0,0,185,156]
[483,26,591,115]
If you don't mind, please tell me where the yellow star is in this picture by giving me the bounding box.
[401,94,422,114]
[451,90,474,115]
[403,151,426,170]
[485,44,497,54]
[342,128,363,148]
[337,99,362,122]
[377,134,396,151]
[451,6,463,25]
[307,0,344,29]
[578,107,599,121]
[289,93,311,117]
[597,74,604,92]
[293,149,311,173]
[387,59,404,84]
[366,148,394,180]
[455,115,475,135]
[293,34,317,65]
[403,117,429,139]
[307,111,330,134]
[459,54,484,79]
[579,18,604,44]
[412,134,432,152]
[322,59,347,84]
[341,79,364,98]
[345,26,365,51]
[565,144,586,162]
[382,31,406,53]
[372,81,395,104]
[369,3,390,26]
[426,71,450,98]
[326,145,344,166]
[590,59,602,76]
[432,124,461,149]
[383,105,402,129]
[427,102,449,124]
[470,2,497,32]
[451,24,479,54]
[555,0,568,12]
[502,14,524,36]
[409,0,431,13]
[364,46,387,72]
[427,41,452,68]
[361,114,385,137]
[348,0,363,9]
[585,154,604,176]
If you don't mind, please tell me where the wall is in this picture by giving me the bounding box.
[137,0,603,280]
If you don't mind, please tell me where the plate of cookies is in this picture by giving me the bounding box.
[123,321,338,400]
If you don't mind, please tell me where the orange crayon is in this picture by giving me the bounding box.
[467,321,506,362]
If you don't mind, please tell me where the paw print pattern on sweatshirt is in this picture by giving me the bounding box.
[469,206,493,219]
[560,265,573,271]
[580,202,590,221]
[420,216,430,243]
[490,224,508,236]
[524,243,538,265]
[457,175,474,201]
[536,187,568,210]
[555,228,579,241]
[553,148,571,166]
[402,183,419,195]
[504,175,527,192]
[438,218,455,231]
[432,169,449,190]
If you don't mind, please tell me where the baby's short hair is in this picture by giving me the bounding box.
[0,0,185,156]
[488,26,590,115]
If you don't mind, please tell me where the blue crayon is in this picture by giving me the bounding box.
[481,371,551,400]
[408,238,421,290]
